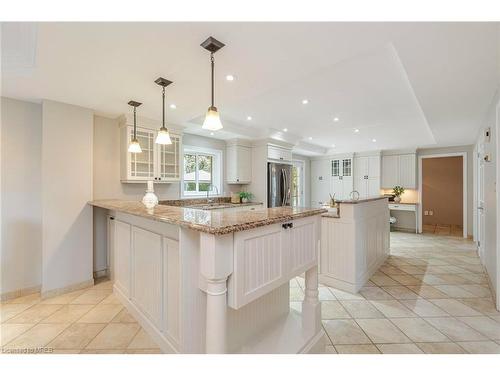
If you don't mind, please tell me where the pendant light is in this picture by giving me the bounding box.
[128,100,142,153]
[154,77,173,145]
[201,36,225,131]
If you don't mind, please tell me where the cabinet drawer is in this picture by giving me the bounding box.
[389,204,416,211]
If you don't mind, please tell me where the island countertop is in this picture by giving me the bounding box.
[89,199,327,235]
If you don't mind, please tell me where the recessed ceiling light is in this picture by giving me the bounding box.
[210,132,214,136]
[169,104,176,109]
[302,99,309,105]
[283,128,288,132]
[354,128,360,133]
[246,116,252,121]
[226,75,234,81]
[308,137,313,140]
[333,117,339,122]
[372,138,377,142]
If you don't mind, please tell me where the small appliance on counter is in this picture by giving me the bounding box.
[384,193,396,202]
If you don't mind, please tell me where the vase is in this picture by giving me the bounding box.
[242,197,249,203]
[394,196,401,203]
[142,181,159,209]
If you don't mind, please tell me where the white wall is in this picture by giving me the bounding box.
[41,100,94,295]
[0,97,42,297]
[475,94,498,306]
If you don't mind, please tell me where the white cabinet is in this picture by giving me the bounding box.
[311,159,331,207]
[398,154,416,188]
[228,215,319,309]
[226,142,252,184]
[330,157,353,200]
[381,153,416,189]
[267,144,292,162]
[354,155,381,199]
[120,125,182,183]
[112,218,132,298]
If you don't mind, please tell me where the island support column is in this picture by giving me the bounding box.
[199,232,234,354]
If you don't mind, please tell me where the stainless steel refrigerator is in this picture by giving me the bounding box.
[267,162,292,208]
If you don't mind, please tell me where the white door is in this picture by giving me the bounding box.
[341,158,353,199]
[330,159,343,201]
[381,155,399,188]
[291,160,305,207]
[399,154,416,188]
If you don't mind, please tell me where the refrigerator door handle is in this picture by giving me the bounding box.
[281,169,286,206]
[283,169,289,206]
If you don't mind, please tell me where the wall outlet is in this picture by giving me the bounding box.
[424,210,429,216]
[429,210,434,216]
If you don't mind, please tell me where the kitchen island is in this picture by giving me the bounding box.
[89,199,326,354]
[319,196,390,293]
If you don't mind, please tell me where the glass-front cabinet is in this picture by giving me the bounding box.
[121,125,182,183]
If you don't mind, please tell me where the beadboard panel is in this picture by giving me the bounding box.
[113,219,132,297]
[163,237,181,347]
[288,217,318,275]
[131,227,163,328]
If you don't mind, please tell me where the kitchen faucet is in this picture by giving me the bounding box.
[207,184,219,204]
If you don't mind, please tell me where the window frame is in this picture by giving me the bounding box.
[182,145,222,197]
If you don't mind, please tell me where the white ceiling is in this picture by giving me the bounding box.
[2,22,499,155]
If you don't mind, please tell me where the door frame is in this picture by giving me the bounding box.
[418,152,468,238]
[291,159,305,207]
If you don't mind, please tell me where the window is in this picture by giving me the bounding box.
[182,146,222,196]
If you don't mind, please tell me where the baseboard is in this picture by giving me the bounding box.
[93,269,109,279]
[392,227,415,233]
[41,279,94,300]
[301,330,326,354]
[0,285,41,302]
[484,271,499,311]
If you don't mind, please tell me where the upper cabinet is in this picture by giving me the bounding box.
[267,144,292,163]
[120,124,182,183]
[331,157,353,200]
[354,154,381,198]
[226,139,252,184]
[381,152,416,189]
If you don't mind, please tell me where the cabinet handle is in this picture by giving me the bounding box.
[282,222,293,229]
[109,217,115,220]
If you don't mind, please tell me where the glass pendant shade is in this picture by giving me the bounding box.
[128,139,142,153]
[156,127,172,145]
[202,106,223,131]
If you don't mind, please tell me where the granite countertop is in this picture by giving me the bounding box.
[89,200,326,235]
[334,196,389,204]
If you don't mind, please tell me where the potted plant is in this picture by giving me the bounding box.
[239,191,254,203]
[392,185,405,203]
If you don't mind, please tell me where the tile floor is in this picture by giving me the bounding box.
[298,231,500,354]
[0,279,161,354]
[1,231,499,354]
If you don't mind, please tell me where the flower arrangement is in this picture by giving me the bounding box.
[392,185,405,203]
[239,191,254,203]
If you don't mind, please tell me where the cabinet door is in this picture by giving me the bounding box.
[367,177,380,197]
[399,154,416,189]
[226,145,237,183]
[368,155,380,178]
[157,134,181,181]
[131,227,162,328]
[113,219,132,298]
[381,155,399,188]
[311,159,330,206]
[128,126,155,180]
[354,157,368,180]
[237,146,252,183]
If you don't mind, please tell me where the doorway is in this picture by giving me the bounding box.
[291,160,304,207]
[419,154,467,237]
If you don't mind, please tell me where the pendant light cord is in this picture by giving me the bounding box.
[162,86,166,130]
[211,52,215,107]
[133,106,137,139]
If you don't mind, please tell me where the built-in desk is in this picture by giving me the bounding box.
[388,202,418,233]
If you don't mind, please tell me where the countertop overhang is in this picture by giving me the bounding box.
[89,200,327,235]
